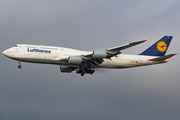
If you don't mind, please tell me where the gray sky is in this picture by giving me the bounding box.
[0,0,180,120]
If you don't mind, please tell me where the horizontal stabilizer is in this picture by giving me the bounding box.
[148,54,177,61]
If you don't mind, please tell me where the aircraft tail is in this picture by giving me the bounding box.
[148,54,177,61]
[140,36,173,56]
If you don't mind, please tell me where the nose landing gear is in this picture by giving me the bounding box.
[18,65,22,69]
[18,61,22,69]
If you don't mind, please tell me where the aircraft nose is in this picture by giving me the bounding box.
[2,50,8,56]
[2,50,6,55]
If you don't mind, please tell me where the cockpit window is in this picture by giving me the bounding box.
[14,45,18,47]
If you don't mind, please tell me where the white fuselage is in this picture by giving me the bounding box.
[2,44,167,68]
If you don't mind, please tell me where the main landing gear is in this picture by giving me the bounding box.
[76,66,95,76]
[18,61,22,69]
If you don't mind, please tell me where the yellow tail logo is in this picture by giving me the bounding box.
[156,41,167,52]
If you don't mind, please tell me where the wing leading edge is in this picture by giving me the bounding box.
[107,40,147,52]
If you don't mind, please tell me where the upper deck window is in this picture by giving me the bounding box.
[14,45,18,47]
[40,47,58,50]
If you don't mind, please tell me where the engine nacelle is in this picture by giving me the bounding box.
[93,50,107,59]
[60,66,75,73]
[68,56,82,65]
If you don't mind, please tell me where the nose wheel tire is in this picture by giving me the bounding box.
[18,65,22,69]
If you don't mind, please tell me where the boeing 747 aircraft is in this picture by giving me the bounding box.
[2,36,176,76]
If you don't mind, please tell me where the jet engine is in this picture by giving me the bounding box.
[93,51,107,59]
[60,66,75,73]
[68,56,82,64]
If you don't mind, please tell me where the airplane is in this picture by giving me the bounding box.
[2,36,176,76]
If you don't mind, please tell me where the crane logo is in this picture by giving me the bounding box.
[156,41,167,52]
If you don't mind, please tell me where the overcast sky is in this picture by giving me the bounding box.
[0,0,180,120]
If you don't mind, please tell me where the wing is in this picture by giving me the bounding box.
[56,40,146,75]
[76,40,146,68]
[84,40,146,59]
[56,40,146,64]
[107,40,147,52]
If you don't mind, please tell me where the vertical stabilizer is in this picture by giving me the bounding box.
[140,36,173,56]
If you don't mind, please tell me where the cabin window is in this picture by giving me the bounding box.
[40,47,58,50]
[26,46,37,48]
[14,45,18,47]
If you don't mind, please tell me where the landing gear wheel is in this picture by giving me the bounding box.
[18,65,22,69]
[90,69,95,75]
[17,61,22,69]
[81,73,84,76]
